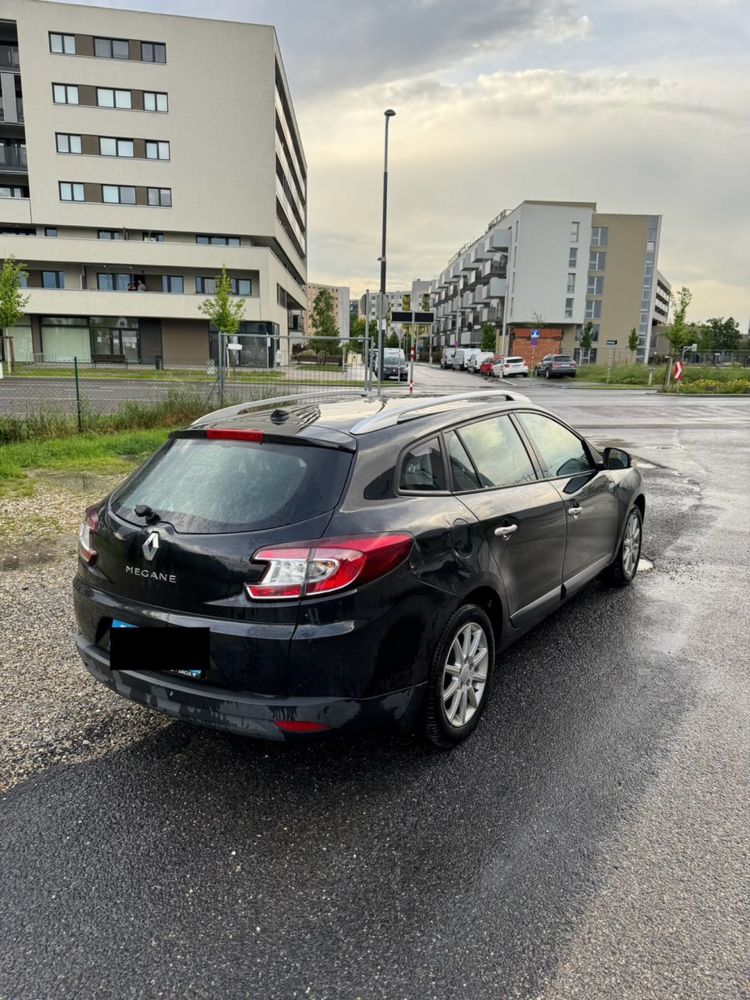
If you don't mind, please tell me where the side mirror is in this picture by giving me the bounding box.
[603,446,631,470]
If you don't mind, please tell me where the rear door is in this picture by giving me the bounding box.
[446,415,566,629]
[514,411,620,590]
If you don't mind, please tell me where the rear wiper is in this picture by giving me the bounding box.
[134,504,162,524]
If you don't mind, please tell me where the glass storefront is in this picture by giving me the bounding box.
[209,322,280,368]
[41,316,143,363]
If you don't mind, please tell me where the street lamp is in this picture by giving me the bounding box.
[378,109,396,389]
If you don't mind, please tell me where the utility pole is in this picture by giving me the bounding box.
[378,109,396,394]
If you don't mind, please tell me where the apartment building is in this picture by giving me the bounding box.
[358,279,432,319]
[305,282,350,339]
[432,201,666,362]
[0,0,307,366]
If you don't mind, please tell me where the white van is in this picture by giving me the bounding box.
[454,347,480,371]
[468,350,495,373]
[440,347,457,370]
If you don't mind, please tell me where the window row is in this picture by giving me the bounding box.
[52,84,168,112]
[59,182,172,206]
[17,271,66,289]
[399,412,592,494]
[56,133,169,159]
[94,273,253,295]
[591,226,608,247]
[49,32,165,62]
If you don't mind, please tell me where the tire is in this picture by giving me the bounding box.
[545,369,551,380]
[522,373,529,377]
[606,506,643,586]
[421,604,495,749]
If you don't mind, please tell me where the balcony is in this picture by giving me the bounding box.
[486,277,507,299]
[0,44,20,71]
[19,286,267,323]
[0,146,27,171]
[0,196,31,223]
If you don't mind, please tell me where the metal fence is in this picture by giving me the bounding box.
[0,334,420,425]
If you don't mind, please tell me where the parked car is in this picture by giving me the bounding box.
[440,347,457,370]
[480,355,504,376]
[492,356,529,378]
[374,347,408,380]
[536,354,577,379]
[453,347,480,371]
[468,351,495,374]
[74,390,645,749]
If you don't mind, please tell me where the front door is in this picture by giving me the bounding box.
[445,417,567,629]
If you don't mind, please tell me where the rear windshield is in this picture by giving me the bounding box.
[506,357,524,364]
[112,437,352,533]
[384,349,405,360]
[554,355,573,361]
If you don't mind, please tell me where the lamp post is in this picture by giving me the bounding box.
[378,109,396,392]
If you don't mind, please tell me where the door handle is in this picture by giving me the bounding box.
[567,505,583,518]
[494,524,518,538]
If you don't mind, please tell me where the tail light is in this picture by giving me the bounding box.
[78,506,99,565]
[246,534,413,601]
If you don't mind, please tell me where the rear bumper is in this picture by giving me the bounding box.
[76,636,425,741]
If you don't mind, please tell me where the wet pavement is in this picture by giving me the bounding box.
[1,381,748,999]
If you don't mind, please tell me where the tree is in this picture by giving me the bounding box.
[386,333,400,349]
[349,316,377,355]
[701,316,741,353]
[664,286,693,354]
[480,322,496,352]
[307,288,340,355]
[199,266,245,339]
[579,321,594,364]
[628,327,639,362]
[0,255,30,373]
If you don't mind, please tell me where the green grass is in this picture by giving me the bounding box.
[0,428,170,487]
[577,362,750,389]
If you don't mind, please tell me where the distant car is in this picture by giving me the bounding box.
[493,356,529,378]
[536,354,577,379]
[440,347,457,370]
[480,355,504,376]
[453,348,480,371]
[468,351,495,374]
[375,348,408,381]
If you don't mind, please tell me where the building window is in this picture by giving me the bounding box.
[96,88,132,109]
[196,235,241,246]
[233,278,252,296]
[59,182,84,202]
[564,297,574,319]
[143,231,165,242]
[145,140,170,160]
[56,133,82,154]
[18,271,29,287]
[94,37,130,59]
[570,221,580,243]
[584,299,602,321]
[143,91,168,112]
[161,275,183,294]
[147,187,172,207]
[97,273,132,291]
[567,273,576,294]
[42,271,65,289]
[587,275,605,296]
[45,227,58,237]
[49,32,76,55]
[53,83,79,105]
[102,184,136,205]
[98,229,124,240]
[195,276,216,295]
[568,247,578,268]
[591,227,608,247]
[589,251,606,271]
[196,276,251,295]
[99,137,134,157]
[141,41,166,63]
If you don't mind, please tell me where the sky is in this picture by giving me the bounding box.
[51,0,750,326]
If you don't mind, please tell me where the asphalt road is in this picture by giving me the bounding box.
[1,374,748,999]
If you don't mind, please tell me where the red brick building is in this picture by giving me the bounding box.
[509,327,563,368]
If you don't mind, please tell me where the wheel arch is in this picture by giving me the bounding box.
[460,585,504,644]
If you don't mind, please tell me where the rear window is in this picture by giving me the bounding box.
[506,357,524,364]
[112,437,352,533]
[554,355,573,361]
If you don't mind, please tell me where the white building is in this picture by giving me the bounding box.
[0,0,306,367]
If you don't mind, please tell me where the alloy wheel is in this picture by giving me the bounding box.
[622,509,642,578]
[442,622,489,728]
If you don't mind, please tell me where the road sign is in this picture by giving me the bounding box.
[530,329,540,344]
[674,360,684,382]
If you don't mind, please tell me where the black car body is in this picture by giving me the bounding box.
[536,354,577,378]
[372,348,408,381]
[74,390,644,748]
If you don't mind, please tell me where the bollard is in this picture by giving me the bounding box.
[74,356,83,432]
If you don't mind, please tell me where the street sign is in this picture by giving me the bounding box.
[530,329,540,344]
[674,360,684,382]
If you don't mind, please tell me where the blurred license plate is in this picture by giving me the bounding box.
[110,621,208,678]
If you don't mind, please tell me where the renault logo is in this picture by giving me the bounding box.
[142,531,160,561]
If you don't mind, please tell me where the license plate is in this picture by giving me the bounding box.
[110,621,208,678]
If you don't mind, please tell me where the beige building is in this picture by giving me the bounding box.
[304,282,350,339]
[0,0,306,366]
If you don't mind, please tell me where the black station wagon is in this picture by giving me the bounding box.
[73,390,644,749]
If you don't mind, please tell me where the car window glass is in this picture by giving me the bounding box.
[518,412,593,478]
[447,432,481,491]
[400,437,446,492]
[457,416,537,489]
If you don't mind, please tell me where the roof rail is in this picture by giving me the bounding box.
[350,389,530,434]
[191,389,367,427]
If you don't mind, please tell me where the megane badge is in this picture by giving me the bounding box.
[142,531,160,561]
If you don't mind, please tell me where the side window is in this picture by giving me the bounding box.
[456,416,537,489]
[518,412,592,478]
[446,432,481,491]
[399,437,446,492]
